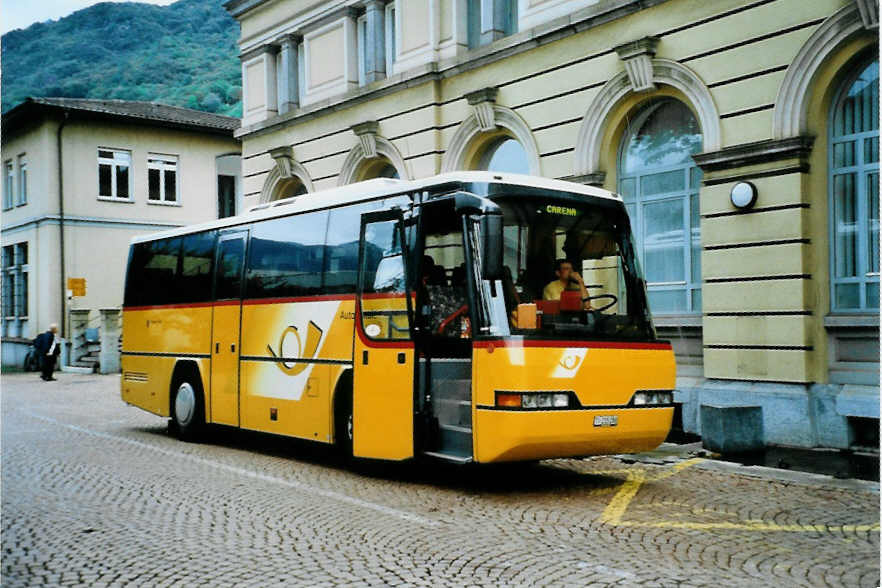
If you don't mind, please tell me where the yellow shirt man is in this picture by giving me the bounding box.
[542,279,568,301]
[543,259,591,309]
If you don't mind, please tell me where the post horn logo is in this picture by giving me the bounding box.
[267,321,323,375]
[559,354,582,370]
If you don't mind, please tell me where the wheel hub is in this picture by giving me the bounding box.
[175,382,195,426]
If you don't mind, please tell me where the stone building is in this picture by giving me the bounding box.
[224,0,879,449]
[1,98,241,368]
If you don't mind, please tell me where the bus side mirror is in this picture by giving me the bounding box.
[480,213,503,281]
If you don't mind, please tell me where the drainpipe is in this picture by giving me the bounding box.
[57,110,69,338]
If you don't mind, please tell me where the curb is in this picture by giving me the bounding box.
[694,458,880,493]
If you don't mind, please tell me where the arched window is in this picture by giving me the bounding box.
[374,162,400,179]
[829,59,879,311]
[272,177,308,201]
[359,158,400,180]
[618,99,703,313]
[478,137,529,174]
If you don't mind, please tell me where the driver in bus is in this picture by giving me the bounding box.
[543,259,591,310]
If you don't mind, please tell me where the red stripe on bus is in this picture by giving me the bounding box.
[123,302,215,311]
[360,292,409,300]
[241,294,356,305]
[124,294,357,311]
[472,340,672,350]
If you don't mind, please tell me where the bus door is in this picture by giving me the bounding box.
[210,231,247,426]
[353,210,415,460]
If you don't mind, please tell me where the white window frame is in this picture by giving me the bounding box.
[16,154,27,206]
[617,99,703,315]
[14,243,27,319]
[828,58,879,313]
[357,14,367,87]
[1,245,13,320]
[147,153,181,205]
[385,2,396,75]
[3,161,13,210]
[1,243,27,320]
[97,148,133,201]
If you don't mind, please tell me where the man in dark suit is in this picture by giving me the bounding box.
[33,324,60,381]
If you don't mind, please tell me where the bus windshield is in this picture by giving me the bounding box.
[479,195,656,341]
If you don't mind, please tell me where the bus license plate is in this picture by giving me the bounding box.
[593,415,618,427]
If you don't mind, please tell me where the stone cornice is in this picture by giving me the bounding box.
[692,136,816,173]
[464,87,499,106]
[224,0,271,19]
[300,6,360,34]
[274,32,303,47]
[239,43,277,62]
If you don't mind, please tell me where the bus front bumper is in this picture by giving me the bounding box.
[473,406,674,463]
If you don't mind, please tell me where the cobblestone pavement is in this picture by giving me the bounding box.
[2,372,879,587]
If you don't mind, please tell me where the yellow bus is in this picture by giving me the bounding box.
[121,172,675,463]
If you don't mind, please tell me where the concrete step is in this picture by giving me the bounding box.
[423,451,473,464]
[438,423,472,457]
[431,378,471,402]
[435,398,471,428]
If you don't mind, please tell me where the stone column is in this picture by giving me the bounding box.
[69,309,90,366]
[277,34,301,114]
[99,308,121,374]
[364,0,387,84]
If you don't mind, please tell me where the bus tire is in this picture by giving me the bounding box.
[170,368,205,442]
[334,374,353,459]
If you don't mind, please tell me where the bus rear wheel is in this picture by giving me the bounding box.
[171,373,205,442]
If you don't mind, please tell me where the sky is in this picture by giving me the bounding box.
[1,0,176,34]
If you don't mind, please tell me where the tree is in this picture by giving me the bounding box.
[1,0,242,116]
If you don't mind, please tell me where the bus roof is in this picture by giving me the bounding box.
[130,171,621,244]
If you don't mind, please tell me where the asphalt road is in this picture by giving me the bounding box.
[2,372,879,587]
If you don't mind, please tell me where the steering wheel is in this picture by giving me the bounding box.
[437,304,469,336]
[586,294,618,313]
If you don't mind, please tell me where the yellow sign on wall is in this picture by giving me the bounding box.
[67,278,86,297]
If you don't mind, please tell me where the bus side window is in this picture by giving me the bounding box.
[215,238,245,300]
[325,202,383,294]
[179,231,216,304]
[246,211,328,299]
[125,237,181,306]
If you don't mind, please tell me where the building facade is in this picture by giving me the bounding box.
[1,98,241,367]
[225,0,879,449]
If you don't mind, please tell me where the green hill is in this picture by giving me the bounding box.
[1,0,242,117]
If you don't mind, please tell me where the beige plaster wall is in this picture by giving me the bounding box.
[1,116,240,339]
[234,0,874,385]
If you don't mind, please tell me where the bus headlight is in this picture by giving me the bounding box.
[630,390,673,406]
[496,392,571,409]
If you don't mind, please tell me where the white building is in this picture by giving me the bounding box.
[1,97,242,368]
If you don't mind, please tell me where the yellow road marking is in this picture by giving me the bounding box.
[600,470,646,525]
[599,458,880,534]
[617,520,881,533]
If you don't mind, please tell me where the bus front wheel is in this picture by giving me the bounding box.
[171,372,205,442]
